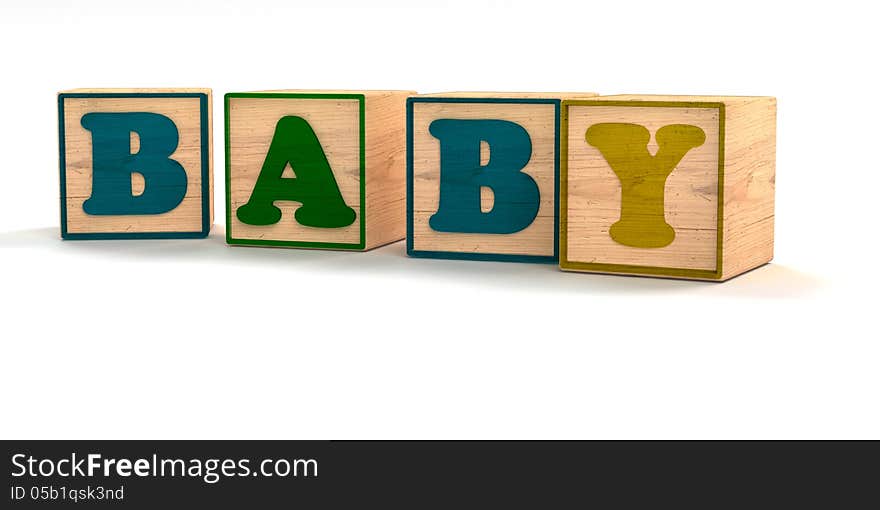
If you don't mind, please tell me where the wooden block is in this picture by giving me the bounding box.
[561,95,776,280]
[225,90,414,250]
[58,88,213,239]
[407,92,596,263]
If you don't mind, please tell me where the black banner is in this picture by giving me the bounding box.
[3,441,876,508]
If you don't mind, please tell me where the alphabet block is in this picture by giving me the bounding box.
[407,92,596,263]
[58,89,213,239]
[561,95,776,280]
[225,90,414,250]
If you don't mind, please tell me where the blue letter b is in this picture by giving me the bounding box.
[428,119,539,234]
[81,112,187,215]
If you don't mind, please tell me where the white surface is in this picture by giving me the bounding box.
[0,0,877,439]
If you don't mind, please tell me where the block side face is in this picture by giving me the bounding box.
[363,91,410,249]
[721,98,777,279]
[59,92,210,239]
[407,97,559,263]
[560,100,724,279]
[225,93,366,250]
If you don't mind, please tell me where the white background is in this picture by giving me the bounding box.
[0,1,877,439]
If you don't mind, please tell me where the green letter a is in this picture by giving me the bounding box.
[236,116,356,228]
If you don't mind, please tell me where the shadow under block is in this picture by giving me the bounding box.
[560,95,776,280]
[225,90,414,250]
[58,89,213,239]
[407,92,596,263]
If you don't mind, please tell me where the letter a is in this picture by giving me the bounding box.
[428,119,539,234]
[81,112,187,215]
[236,116,356,228]
[586,123,706,248]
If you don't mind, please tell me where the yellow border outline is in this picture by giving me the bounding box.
[559,100,725,280]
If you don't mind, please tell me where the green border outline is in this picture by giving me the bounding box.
[224,92,366,250]
[559,100,725,279]
[58,92,211,240]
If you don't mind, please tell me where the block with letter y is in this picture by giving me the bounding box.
[407,92,595,263]
[58,88,213,239]
[561,95,776,280]
[225,90,413,250]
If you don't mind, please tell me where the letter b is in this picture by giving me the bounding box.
[81,112,188,215]
[428,119,539,234]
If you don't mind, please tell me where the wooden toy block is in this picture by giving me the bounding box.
[225,90,414,250]
[58,88,213,239]
[407,92,596,263]
[561,95,776,280]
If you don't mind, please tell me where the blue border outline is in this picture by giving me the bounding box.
[406,97,560,264]
[58,92,211,240]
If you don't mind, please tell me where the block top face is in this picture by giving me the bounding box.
[58,91,211,239]
[249,89,416,97]
[562,100,724,279]
[417,91,597,99]
[582,94,775,105]
[407,97,559,262]
[225,93,366,249]
[61,88,211,94]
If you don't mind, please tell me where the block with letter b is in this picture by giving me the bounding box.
[58,89,213,239]
[561,95,776,280]
[407,92,595,263]
[225,90,414,250]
